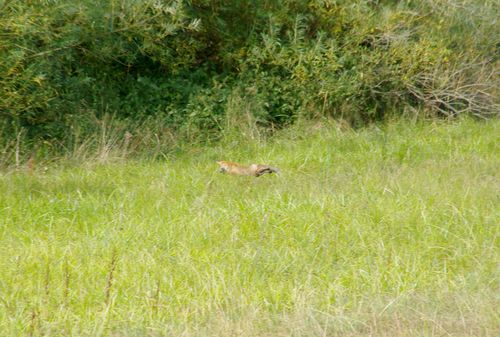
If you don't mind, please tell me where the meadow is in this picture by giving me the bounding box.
[0,118,499,336]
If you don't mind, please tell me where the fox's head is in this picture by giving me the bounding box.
[216,161,229,173]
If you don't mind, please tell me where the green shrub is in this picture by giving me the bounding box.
[0,0,498,149]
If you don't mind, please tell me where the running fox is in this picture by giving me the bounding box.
[216,161,280,177]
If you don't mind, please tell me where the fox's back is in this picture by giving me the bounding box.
[217,161,252,175]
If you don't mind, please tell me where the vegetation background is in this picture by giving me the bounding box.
[0,0,498,161]
[0,1,498,336]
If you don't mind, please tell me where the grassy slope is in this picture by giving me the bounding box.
[0,118,499,336]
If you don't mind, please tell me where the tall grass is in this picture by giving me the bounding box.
[0,118,498,336]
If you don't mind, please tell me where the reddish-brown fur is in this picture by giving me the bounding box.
[216,161,280,177]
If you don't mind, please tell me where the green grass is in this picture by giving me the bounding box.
[0,118,499,336]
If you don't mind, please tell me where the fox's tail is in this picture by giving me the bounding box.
[255,165,280,177]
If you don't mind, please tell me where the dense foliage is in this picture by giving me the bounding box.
[0,0,498,142]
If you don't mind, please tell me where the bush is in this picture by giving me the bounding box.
[0,0,498,146]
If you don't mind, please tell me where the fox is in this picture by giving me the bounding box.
[216,160,280,177]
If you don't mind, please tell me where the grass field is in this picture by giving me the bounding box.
[0,118,499,336]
